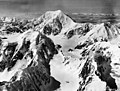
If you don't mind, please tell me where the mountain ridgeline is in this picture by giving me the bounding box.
[0,10,120,91]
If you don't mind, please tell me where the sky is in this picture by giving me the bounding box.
[0,0,119,18]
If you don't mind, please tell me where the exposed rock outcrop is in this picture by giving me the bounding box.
[0,10,120,91]
[0,29,60,91]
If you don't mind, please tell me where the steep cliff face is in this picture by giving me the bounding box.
[0,29,60,91]
[1,10,120,91]
[84,23,120,41]
[74,22,120,91]
[36,10,75,30]
[77,42,120,91]
[39,10,120,91]
[34,10,94,37]
[35,10,120,91]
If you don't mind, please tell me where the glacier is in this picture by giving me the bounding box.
[0,10,120,91]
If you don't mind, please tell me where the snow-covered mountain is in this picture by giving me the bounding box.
[33,10,94,37]
[0,29,61,91]
[0,10,120,91]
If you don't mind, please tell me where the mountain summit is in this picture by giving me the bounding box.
[0,10,120,91]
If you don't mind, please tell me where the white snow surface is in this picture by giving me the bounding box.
[0,10,120,91]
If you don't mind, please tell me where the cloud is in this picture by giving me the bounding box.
[100,0,117,14]
[0,0,28,4]
[0,0,119,18]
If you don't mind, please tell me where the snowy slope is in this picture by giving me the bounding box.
[0,29,60,91]
[39,10,120,91]
[34,10,92,36]
[0,10,120,91]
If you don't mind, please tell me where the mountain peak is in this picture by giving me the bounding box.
[82,22,120,42]
[35,10,76,35]
[1,10,120,91]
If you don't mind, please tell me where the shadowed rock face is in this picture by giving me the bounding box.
[1,10,120,91]
[94,49,117,90]
[0,42,18,72]
[0,30,60,91]
[65,23,93,39]
[77,42,119,91]
[43,18,62,36]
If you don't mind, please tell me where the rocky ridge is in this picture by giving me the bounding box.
[0,10,120,91]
